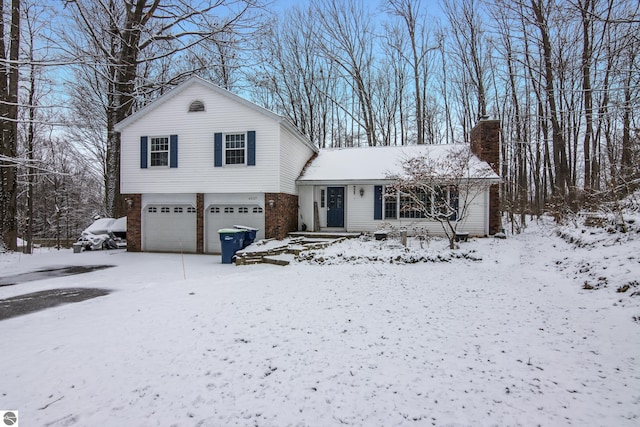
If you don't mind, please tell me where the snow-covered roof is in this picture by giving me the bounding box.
[297,144,500,184]
[83,217,126,235]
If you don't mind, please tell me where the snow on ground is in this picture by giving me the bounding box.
[0,219,639,426]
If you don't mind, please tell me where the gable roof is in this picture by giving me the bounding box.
[114,75,318,153]
[297,144,500,184]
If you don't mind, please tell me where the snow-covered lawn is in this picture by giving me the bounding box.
[1,221,639,426]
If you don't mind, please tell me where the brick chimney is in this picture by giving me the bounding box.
[470,117,501,235]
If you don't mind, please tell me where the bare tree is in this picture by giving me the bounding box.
[443,0,489,132]
[62,0,265,218]
[387,146,496,249]
[384,0,440,145]
[313,0,379,146]
[530,0,571,198]
[249,6,336,148]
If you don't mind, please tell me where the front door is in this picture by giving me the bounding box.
[327,187,344,227]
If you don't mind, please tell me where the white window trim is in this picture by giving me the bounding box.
[223,132,247,166]
[149,135,170,168]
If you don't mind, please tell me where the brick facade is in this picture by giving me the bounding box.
[264,193,299,240]
[125,194,142,252]
[470,119,502,235]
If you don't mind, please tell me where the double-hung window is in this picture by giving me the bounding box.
[150,137,169,167]
[225,133,245,165]
[383,192,398,219]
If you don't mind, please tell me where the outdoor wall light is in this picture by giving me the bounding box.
[359,187,365,197]
[268,199,275,208]
[126,198,133,210]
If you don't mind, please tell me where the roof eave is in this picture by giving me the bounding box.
[296,176,501,185]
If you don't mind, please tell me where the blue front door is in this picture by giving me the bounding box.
[327,187,344,227]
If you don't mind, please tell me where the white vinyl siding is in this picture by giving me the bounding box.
[121,83,284,194]
[280,126,316,195]
[301,184,491,236]
[297,185,315,231]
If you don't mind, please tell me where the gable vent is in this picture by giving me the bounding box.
[188,100,205,112]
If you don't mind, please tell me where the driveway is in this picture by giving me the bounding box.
[0,288,111,320]
[0,265,115,320]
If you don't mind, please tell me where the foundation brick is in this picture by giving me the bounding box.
[125,194,142,252]
[264,193,298,240]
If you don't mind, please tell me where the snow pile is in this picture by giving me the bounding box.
[554,193,640,295]
[297,235,483,264]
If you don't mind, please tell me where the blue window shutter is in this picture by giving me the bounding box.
[247,131,256,166]
[374,185,383,220]
[247,130,256,166]
[140,136,148,169]
[170,134,178,168]
[214,133,222,167]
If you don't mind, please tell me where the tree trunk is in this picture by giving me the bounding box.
[580,0,595,191]
[620,49,636,183]
[0,0,20,251]
[531,0,570,198]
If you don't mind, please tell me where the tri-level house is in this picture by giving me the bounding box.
[116,76,317,253]
[117,76,500,254]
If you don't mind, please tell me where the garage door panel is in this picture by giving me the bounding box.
[206,205,264,253]
[144,205,197,253]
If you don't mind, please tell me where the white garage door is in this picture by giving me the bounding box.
[143,204,197,253]
[205,205,264,253]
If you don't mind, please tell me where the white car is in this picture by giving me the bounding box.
[76,217,127,250]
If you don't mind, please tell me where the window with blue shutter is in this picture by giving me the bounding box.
[374,185,383,220]
[247,130,256,166]
[214,133,222,167]
[140,136,148,169]
[170,134,178,168]
[215,131,255,167]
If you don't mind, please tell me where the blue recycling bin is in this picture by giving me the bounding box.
[218,228,245,264]
[234,225,259,248]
